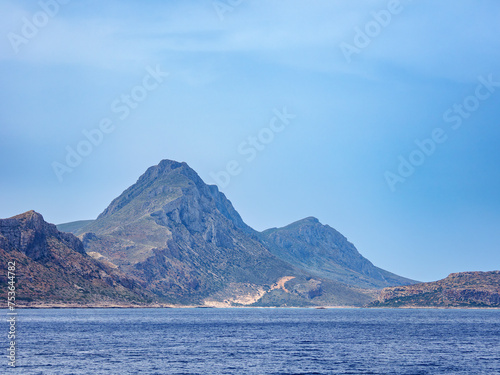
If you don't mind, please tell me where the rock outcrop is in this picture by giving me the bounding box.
[369,271,500,308]
[0,211,153,306]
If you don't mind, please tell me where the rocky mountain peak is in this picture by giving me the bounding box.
[0,211,153,305]
[264,216,349,247]
[298,216,320,224]
[85,159,250,236]
[0,210,85,260]
[139,160,197,184]
[10,210,46,227]
[94,160,197,220]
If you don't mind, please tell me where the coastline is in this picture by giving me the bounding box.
[3,303,499,310]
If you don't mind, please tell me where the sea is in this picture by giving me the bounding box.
[5,308,500,374]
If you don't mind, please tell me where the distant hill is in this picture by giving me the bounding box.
[260,217,416,289]
[0,211,153,306]
[57,220,94,234]
[369,271,500,308]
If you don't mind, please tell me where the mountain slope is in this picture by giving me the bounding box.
[369,271,500,308]
[260,217,416,289]
[0,211,153,306]
[78,160,377,306]
[56,220,94,234]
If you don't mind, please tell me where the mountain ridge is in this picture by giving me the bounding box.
[75,159,414,305]
[78,160,322,305]
[259,216,415,289]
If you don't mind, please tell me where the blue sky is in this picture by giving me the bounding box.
[1,0,499,282]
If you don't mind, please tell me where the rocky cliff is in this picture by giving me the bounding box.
[369,271,500,308]
[0,211,153,306]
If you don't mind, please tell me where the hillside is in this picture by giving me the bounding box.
[260,217,415,289]
[0,211,153,306]
[369,271,500,308]
[56,220,94,234]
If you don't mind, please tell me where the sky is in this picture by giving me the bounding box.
[1,0,499,282]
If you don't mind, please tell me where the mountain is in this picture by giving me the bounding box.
[0,211,153,306]
[260,217,416,289]
[369,271,500,308]
[77,159,379,306]
[56,220,94,234]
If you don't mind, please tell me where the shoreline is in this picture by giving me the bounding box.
[2,303,499,310]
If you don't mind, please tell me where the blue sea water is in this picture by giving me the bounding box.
[4,308,500,374]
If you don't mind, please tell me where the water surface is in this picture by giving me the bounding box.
[5,308,500,374]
